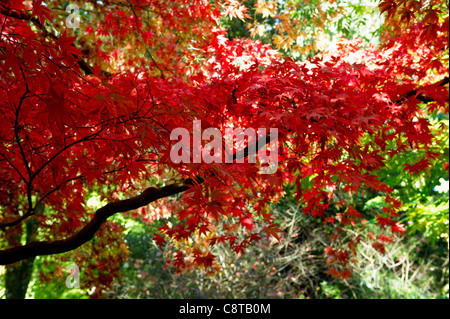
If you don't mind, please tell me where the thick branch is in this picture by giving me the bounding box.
[0,181,192,265]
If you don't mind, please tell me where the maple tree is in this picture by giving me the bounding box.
[224,0,385,59]
[0,0,448,298]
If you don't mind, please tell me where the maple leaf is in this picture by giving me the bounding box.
[209,236,227,246]
[153,233,166,248]
[255,0,277,18]
[262,225,284,242]
[345,206,361,219]
[376,216,396,228]
[403,158,430,176]
[378,1,397,18]
[391,222,406,235]
[31,0,53,27]
[240,217,254,231]
[173,251,186,269]
[222,0,251,21]
[372,241,386,254]
[378,234,393,243]
[233,244,245,254]
[58,30,83,58]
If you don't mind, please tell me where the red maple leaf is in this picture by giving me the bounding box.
[262,225,284,242]
[153,233,166,248]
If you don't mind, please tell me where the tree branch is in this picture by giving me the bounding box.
[1,74,446,264]
[0,130,274,265]
[0,181,193,265]
[394,76,449,104]
[0,7,100,76]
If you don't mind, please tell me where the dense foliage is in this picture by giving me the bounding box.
[0,0,448,298]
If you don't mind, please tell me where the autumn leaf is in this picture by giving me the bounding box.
[153,233,166,248]
[262,225,284,242]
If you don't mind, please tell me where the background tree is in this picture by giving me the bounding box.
[0,0,448,298]
[222,0,385,59]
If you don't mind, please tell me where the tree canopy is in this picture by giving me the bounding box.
[0,0,448,296]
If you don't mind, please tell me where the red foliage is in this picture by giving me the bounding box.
[0,0,448,283]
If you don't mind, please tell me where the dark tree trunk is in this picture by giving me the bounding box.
[4,213,39,299]
[5,256,35,299]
